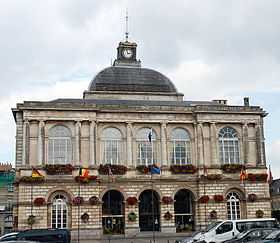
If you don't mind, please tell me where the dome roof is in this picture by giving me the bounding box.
[88,66,177,93]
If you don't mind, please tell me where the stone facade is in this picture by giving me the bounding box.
[12,40,271,237]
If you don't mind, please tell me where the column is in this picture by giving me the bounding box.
[126,123,132,166]
[256,119,266,166]
[89,121,96,166]
[75,121,81,165]
[197,123,204,166]
[37,120,45,165]
[260,118,266,165]
[161,122,167,166]
[193,123,198,166]
[95,122,99,165]
[22,120,29,165]
[242,123,248,164]
[210,122,218,165]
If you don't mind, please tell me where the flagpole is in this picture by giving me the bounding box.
[151,170,155,243]
[78,166,81,243]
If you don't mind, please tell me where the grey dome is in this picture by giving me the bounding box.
[89,66,177,93]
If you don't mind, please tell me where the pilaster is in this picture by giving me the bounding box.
[161,122,167,166]
[126,122,133,166]
[37,120,45,165]
[75,121,81,165]
[89,121,96,166]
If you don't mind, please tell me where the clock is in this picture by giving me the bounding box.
[122,48,133,59]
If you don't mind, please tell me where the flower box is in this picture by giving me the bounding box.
[128,212,137,221]
[44,164,74,175]
[98,164,127,175]
[136,165,150,174]
[89,196,100,205]
[248,193,257,202]
[72,196,84,206]
[207,174,222,180]
[213,195,224,202]
[19,176,45,183]
[247,173,267,182]
[75,175,98,184]
[198,195,209,203]
[162,196,173,204]
[221,164,244,173]
[33,197,46,206]
[126,197,138,206]
[164,211,173,220]
[170,165,197,174]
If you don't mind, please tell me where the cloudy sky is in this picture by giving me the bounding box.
[0,1,279,177]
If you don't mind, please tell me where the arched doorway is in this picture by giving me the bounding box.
[174,189,194,232]
[139,190,160,231]
[102,190,124,234]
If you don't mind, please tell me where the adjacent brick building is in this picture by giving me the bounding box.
[12,39,271,238]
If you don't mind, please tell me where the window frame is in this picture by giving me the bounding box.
[48,125,72,165]
[219,127,240,164]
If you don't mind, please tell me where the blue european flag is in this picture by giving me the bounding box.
[151,165,161,174]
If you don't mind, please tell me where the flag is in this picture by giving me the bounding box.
[240,167,247,182]
[31,168,43,178]
[79,168,89,178]
[151,164,161,175]
[203,164,208,176]
[267,165,273,184]
[148,128,153,143]
[107,166,115,182]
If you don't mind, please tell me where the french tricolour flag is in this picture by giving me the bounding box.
[148,128,153,142]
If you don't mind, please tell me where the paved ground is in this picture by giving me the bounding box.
[71,232,192,243]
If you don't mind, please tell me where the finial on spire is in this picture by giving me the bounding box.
[125,9,129,42]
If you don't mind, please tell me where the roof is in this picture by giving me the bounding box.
[88,66,178,93]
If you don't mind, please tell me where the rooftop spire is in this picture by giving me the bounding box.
[125,9,129,41]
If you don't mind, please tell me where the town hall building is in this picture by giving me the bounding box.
[12,38,271,238]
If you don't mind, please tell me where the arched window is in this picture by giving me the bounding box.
[226,192,241,220]
[136,128,157,166]
[101,127,122,164]
[219,127,240,164]
[48,125,72,164]
[51,194,68,229]
[170,128,191,165]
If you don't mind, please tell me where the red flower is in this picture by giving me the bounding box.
[126,197,138,206]
[33,197,46,206]
[162,196,173,204]
[89,196,100,205]
[248,193,257,202]
[73,196,84,205]
[198,195,210,203]
[213,195,224,202]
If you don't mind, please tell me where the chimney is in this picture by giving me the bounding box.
[244,97,250,107]
[212,99,228,105]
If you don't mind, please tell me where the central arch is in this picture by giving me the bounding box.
[139,190,160,231]
[102,190,125,234]
[174,189,195,232]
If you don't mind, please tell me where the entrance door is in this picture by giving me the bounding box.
[174,189,194,232]
[102,190,125,234]
[139,190,160,231]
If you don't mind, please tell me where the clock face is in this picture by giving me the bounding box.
[122,48,133,59]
